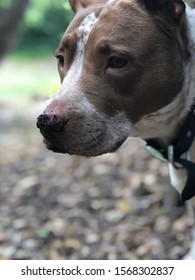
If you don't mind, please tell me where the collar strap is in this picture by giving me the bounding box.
[145,102,195,201]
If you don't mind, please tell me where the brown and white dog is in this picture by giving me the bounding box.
[37,0,195,258]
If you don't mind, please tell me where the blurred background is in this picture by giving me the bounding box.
[0,0,192,260]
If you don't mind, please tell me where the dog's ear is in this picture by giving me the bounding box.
[141,0,186,24]
[69,0,97,13]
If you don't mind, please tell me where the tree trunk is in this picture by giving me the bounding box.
[0,0,29,60]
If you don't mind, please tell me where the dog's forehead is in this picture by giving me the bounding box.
[65,0,136,38]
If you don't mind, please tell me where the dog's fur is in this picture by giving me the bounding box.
[37,0,195,258]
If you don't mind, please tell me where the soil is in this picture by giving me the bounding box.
[0,99,192,260]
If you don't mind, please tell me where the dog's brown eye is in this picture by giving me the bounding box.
[56,55,65,68]
[107,56,128,68]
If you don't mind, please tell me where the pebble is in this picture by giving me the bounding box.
[12,232,22,245]
[154,216,171,233]
[0,246,16,258]
[90,199,102,210]
[170,246,184,259]
[64,238,81,249]
[136,238,162,257]
[13,219,27,229]
[173,217,188,232]
[143,173,157,186]
[0,232,8,242]
[105,210,125,223]
[87,187,100,198]
[85,233,100,244]
[92,164,112,176]
[53,218,66,229]
[22,239,39,249]
[14,175,39,195]
[107,253,117,260]
[81,245,90,257]
[20,176,39,188]
[14,249,30,259]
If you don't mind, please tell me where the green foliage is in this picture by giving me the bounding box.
[0,57,60,106]
[0,0,13,8]
[17,0,73,55]
[0,1,74,103]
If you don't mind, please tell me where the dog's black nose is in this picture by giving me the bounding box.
[36,114,66,133]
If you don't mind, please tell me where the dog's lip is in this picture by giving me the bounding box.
[41,130,126,156]
[43,139,68,154]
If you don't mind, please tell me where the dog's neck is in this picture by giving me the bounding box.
[132,5,195,147]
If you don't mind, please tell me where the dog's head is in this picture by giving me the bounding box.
[37,0,189,156]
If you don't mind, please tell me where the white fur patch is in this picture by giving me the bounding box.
[69,12,98,78]
[50,13,98,110]
[168,163,187,194]
[61,12,97,89]
[77,12,98,54]
[186,4,195,45]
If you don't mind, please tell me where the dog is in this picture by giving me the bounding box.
[36,0,195,258]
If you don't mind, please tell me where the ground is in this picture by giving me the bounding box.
[0,58,192,260]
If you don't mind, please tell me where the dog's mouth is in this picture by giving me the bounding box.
[42,134,126,157]
[43,138,69,154]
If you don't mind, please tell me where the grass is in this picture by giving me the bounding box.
[0,51,61,107]
[10,45,55,60]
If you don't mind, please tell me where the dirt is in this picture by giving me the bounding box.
[0,99,192,260]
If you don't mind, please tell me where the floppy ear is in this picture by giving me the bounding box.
[141,0,186,24]
[69,0,97,13]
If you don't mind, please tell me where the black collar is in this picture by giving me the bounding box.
[145,102,195,201]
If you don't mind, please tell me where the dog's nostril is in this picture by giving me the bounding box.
[36,114,67,133]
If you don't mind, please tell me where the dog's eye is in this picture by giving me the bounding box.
[107,56,128,68]
[56,55,64,68]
